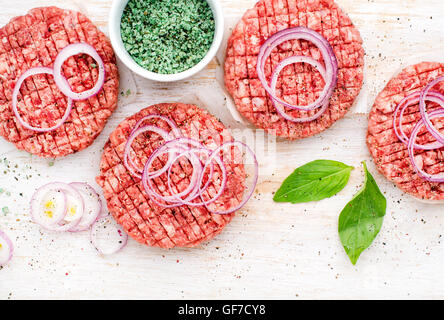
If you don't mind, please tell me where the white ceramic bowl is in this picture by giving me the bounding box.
[109,0,224,82]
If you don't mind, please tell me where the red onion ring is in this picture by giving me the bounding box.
[139,138,256,213]
[163,137,204,150]
[12,67,73,132]
[143,146,203,204]
[419,76,444,145]
[393,91,444,150]
[142,146,191,208]
[174,150,222,206]
[30,182,68,228]
[257,27,338,116]
[30,181,125,255]
[393,75,444,183]
[0,229,13,266]
[125,117,258,214]
[131,114,183,138]
[200,141,258,215]
[90,215,128,255]
[138,137,204,181]
[69,182,103,232]
[408,109,444,182]
[124,125,172,179]
[166,148,203,200]
[53,43,105,101]
[12,43,104,133]
[166,148,226,207]
[141,141,228,209]
[126,115,183,178]
[30,182,85,232]
[270,56,329,123]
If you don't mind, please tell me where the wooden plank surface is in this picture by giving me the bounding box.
[1,0,444,300]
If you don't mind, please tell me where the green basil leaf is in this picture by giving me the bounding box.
[338,162,387,265]
[273,160,354,204]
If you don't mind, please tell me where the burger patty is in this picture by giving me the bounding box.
[224,0,364,140]
[367,62,444,201]
[0,6,119,158]
[96,103,246,249]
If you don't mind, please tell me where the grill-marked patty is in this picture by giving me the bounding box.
[224,0,364,140]
[96,103,246,249]
[367,62,444,201]
[0,7,119,158]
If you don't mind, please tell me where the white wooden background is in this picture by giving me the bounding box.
[0,0,444,300]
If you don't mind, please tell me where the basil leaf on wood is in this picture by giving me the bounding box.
[338,162,387,266]
[273,160,354,204]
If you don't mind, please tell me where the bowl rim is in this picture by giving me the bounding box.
[109,0,224,82]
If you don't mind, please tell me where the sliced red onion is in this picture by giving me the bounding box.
[12,67,73,132]
[201,141,258,215]
[138,139,258,213]
[142,137,204,181]
[419,76,444,145]
[53,43,105,101]
[392,76,444,183]
[192,149,228,207]
[408,109,444,182]
[125,118,258,214]
[142,146,191,207]
[165,148,214,206]
[30,181,125,255]
[30,182,84,232]
[270,56,329,123]
[169,148,226,207]
[165,148,203,200]
[131,114,183,138]
[257,27,338,115]
[0,230,13,266]
[162,137,204,150]
[90,215,128,255]
[274,99,329,123]
[69,182,103,232]
[30,182,68,228]
[124,125,173,178]
[13,43,105,133]
[394,90,444,150]
[126,116,184,178]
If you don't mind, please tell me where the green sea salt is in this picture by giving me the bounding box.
[121,0,215,74]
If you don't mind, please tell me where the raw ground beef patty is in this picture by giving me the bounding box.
[367,62,444,201]
[96,103,246,249]
[0,7,119,158]
[224,0,364,140]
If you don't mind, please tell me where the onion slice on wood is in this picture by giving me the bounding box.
[90,215,128,255]
[30,182,84,232]
[0,230,13,266]
[69,182,103,232]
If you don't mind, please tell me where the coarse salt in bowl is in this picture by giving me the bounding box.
[109,0,224,82]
